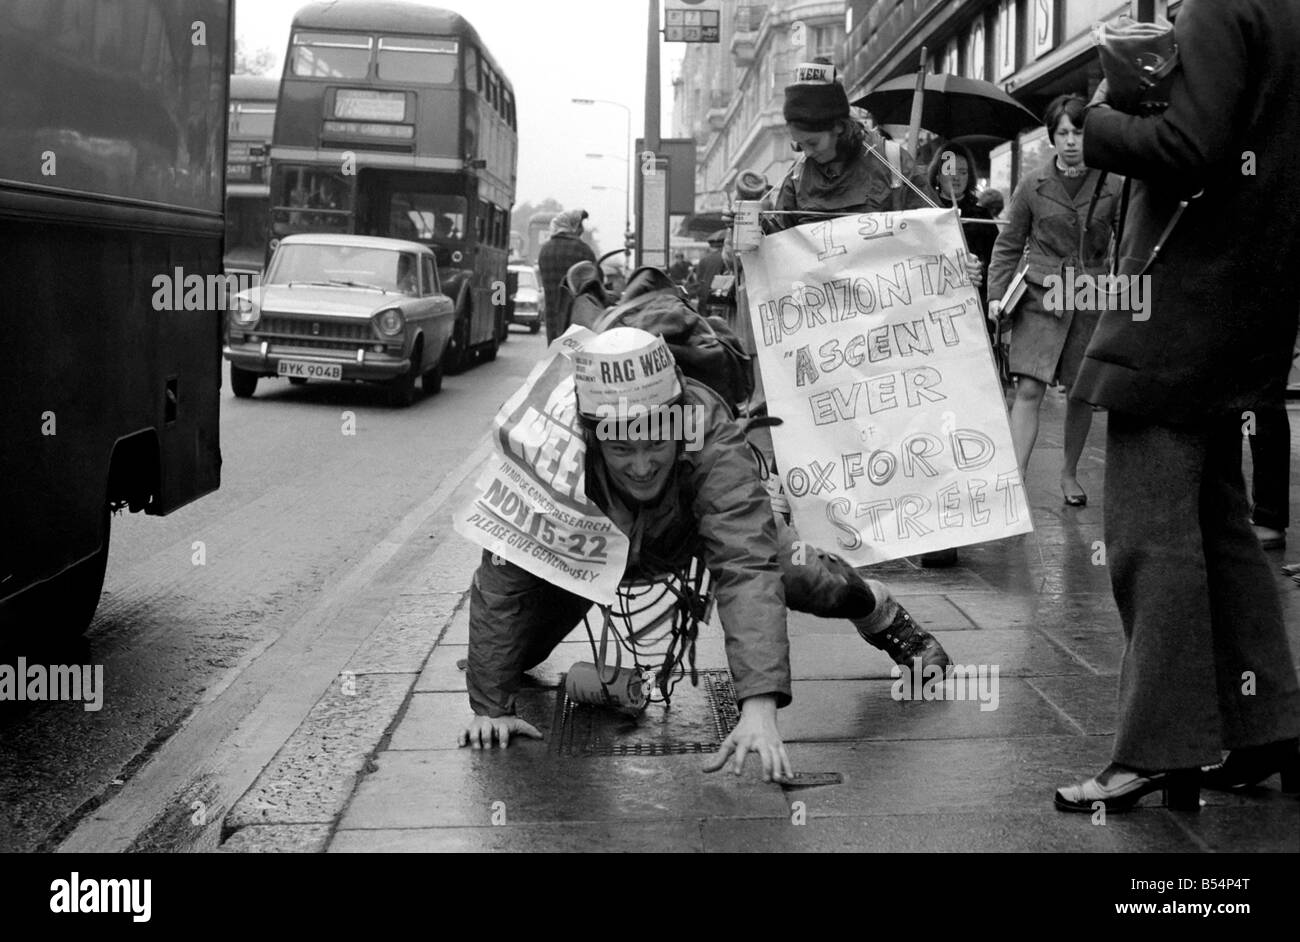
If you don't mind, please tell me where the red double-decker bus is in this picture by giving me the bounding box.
[269,1,517,372]
[225,74,278,277]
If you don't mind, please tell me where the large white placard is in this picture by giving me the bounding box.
[742,207,1032,565]
[454,327,630,603]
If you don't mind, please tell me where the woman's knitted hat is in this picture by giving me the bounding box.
[783,60,850,129]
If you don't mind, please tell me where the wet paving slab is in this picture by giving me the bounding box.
[789,628,1089,679]
[330,820,707,853]
[1171,799,1300,853]
[778,678,1076,742]
[699,810,1203,853]
[1025,675,1120,735]
[336,748,790,831]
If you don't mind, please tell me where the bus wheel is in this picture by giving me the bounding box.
[388,342,421,408]
[231,365,259,398]
[3,505,112,639]
[445,310,471,375]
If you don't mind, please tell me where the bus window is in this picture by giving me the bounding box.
[275,166,351,231]
[377,37,458,84]
[291,31,372,79]
[230,103,275,138]
[386,191,467,241]
[502,89,515,129]
[464,45,479,92]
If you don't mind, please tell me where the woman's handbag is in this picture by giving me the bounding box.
[1088,14,1198,285]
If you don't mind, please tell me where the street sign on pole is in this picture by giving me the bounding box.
[636,154,670,269]
[664,4,720,43]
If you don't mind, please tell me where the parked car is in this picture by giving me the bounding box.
[507,263,542,333]
[223,234,455,407]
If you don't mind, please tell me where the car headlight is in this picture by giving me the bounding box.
[374,308,404,337]
[232,296,260,327]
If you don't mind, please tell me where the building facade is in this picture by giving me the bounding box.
[672,1,848,213]
[674,1,1179,212]
[842,0,1176,195]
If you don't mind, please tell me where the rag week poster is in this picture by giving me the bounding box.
[453,327,631,604]
[743,206,1032,564]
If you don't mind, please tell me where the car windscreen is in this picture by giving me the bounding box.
[266,244,420,296]
[513,269,537,289]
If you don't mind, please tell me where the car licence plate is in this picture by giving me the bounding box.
[277,360,342,380]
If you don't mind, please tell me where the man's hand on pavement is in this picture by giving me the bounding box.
[703,693,792,783]
[458,714,542,749]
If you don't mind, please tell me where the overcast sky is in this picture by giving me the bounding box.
[236,0,686,252]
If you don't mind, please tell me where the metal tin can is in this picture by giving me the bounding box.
[732,200,763,252]
[565,661,648,715]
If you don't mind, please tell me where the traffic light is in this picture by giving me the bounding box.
[624,231,636,253]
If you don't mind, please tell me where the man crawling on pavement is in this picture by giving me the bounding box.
[457,327,951,781]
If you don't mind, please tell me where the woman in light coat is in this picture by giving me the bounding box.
[987,94,1122,505]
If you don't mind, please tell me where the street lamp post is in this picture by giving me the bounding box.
[571,97,633,253]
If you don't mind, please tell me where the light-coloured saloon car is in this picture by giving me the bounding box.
[507,263,542,333]
[223,234,455,407]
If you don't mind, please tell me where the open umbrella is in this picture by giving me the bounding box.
[853,73,1040,141]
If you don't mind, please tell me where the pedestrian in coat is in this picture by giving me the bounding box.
[457,328,951,778]
[986,94,1123,506]
[1055,0,1300,813]
[693,231,729,312]
[765,61,929,233]
[537,209,597,343]
[926,140,998,307]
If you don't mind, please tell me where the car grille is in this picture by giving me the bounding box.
[257,315,377,351]
[261,316,373,340]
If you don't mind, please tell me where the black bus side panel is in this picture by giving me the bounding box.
[0,212,223,599]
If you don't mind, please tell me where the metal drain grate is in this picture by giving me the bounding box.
[550,670,738,757]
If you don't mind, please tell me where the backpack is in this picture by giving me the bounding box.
[594,269,754,408]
